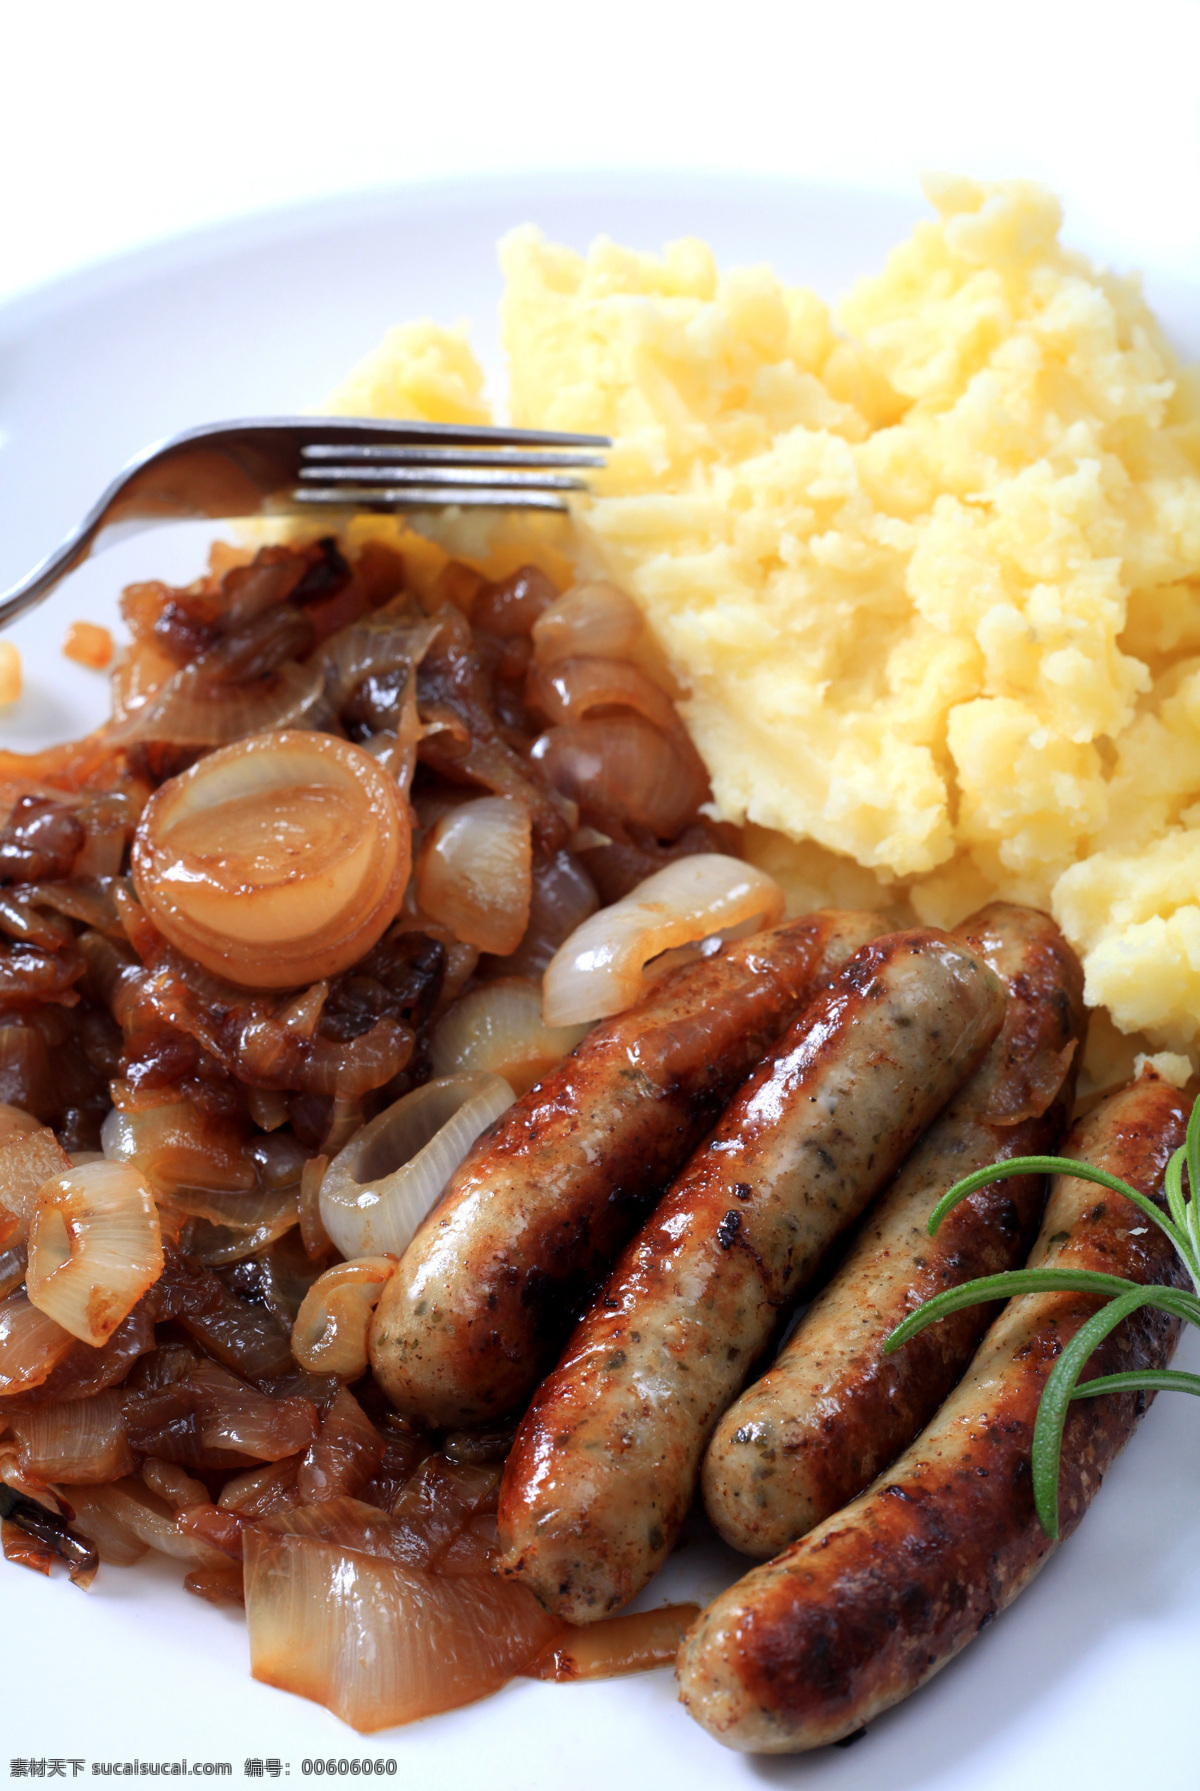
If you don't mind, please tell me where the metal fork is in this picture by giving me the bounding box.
[0,416,610,629]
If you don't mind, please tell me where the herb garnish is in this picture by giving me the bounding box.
[883,1093,1200,1540]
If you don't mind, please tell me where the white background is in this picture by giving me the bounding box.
[2,0,1198,307]
[2,5,1200,1788]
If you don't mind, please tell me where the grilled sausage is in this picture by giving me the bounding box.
[702,901,1086,1557]
[677,1068,1192,1752]
[369,909,882,1428]
[497,931,1005,1621]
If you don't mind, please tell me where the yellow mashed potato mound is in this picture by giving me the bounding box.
[329,178,1200,1052]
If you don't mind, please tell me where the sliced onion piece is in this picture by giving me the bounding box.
[174,1184,301,1267]
[527,1603,702,1680]
[0,1290,76,1395]
[25,1160,164,1348]
[543,853,785,1027]
[0,1244,26,1300]
[0,1103,45,1144]
[291,1258,396,1379]
[190,1359,318,1462]
[415,795,532,956]
[525,656,680,737]
[531,715,708,839]
[318,1075,514,1261]
[72,1476,229,1567]
[7,1389,134,1484]
[0,1123,72,1247]
[100,1096,255,1195]
[295,1384,384,1503]
[531,582,643,664]
[131,729,410,989]
[491,848,598,979]
[430,978,589,1096]
[112,657,324,747]
[66,1484,151,1565]
[143,1458,210,1511]
[244,1529,562,1731]
[217,1458,300,1518]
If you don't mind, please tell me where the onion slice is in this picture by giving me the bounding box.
[542,853,785,1027]
[430,979,589,1096]
[6,1390,134,1484]
[415,796,532,957]
[131,729,410,989]
[291,1258,397,1379]
[527,1603,702,1680]
[525,656,681,737]
[531,582,643,664]
[0,1290,76,1395]
[318,1075,514,1261]
[0,1123,72,1247]
[100,1096,255,1195]
[25,1160,164,1347]
[112,657,323,748]
[244,1529,562,1731]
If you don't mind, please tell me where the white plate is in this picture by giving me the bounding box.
[2,174,1198,1791]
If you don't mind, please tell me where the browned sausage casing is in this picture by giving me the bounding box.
[702,901,1086,1556]
[369,909,882,1428]
[497,931,1005,1621]
[677,1069,1192,1753]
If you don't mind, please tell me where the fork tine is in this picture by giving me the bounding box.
[292,485,572,512]
[301,424,610,452]
[297,466,588,491]
[301,445,607,468]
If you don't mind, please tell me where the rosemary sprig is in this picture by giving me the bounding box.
[883,1092,1200,1539]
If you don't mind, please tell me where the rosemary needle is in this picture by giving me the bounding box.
[884,1092,1200,1539]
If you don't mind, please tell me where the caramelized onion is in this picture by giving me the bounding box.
[142,1457,209,1510]
[525,656,680,737]
[131,730,410,989]
[437,1513,499,1576]
[26,1161,163,1347]
[0,1122,72,1246]
[6,1389,134,1483]
[489,847,598,979]
[298,1155,333,1262]
[531,581,643,664]
[319,1074,514,1261]
[528,1603,702,1680]
[260,1456,497,1569]
[257,1494,420,1559]
[101,1096,255,1194]
[0,1291,75,1395]
[20,1300,157,1405]
[416,796,532,957]
[71,1476,228,1567]
[388,1455,502,1566]
[189,1358,318,1461]
[430,979,588,1096]
[531,716,708,839]
[217,1458,300,1518]
[0,1245,26,1299]
[66,1484,151,1564]
[113,657,323,747]
[177,1280,295,1383]
[543,853,785,1026]
[110,639,177,725]
[244,1529,561,1730]
[175,1184,301,1267]
[292,1258,396,1379]
[295,1384,384,1503]
[0,1102,43,1145]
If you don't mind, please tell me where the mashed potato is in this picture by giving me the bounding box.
[329,178,1200,1053]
